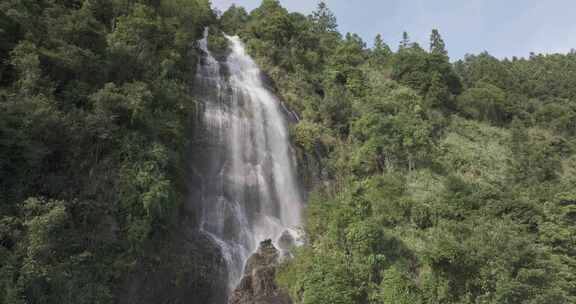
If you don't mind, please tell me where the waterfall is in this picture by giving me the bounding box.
[192,29,303,291]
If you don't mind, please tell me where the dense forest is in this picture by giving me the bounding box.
[1,0,576,303]
[0,1,224,303]
[218,1,576,303]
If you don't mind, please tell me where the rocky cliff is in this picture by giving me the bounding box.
[229,240,292,304]
[118,225,228,304]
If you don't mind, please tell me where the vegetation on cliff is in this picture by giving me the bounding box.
[0,0,218,303]
[1,0,576,303]
[220,1,576,303]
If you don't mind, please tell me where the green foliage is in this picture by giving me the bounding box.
[219,4,248,34]
[3,0,576,303]
[247,0,293,48]
[310,1,338,34]
[207,28,229,55]
[10,41,48,96]
[392,42,461,104]
[352,86,433,173]
[91,82,153,126]
[220,2,576,304]
[291,120,323,152]
[400,31,410,50]
[439,117,512,185]
[0,0,213,303]
[511,125,565,183]
[371,34,392,66]
[379,266,422,304]
[457,81,510,124]
[455,52,513,89]
[429,29,447,56]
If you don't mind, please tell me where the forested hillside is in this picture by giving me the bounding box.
[0,1,227,303]
[217,1,576,303]
[1,0,576,303]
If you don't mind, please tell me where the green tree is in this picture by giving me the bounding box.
[310,1,338,33]
[328,33,367,96]
[399,31,410,50]
[248,0,294,48]
[429,29,447,56]
[352,87,433,172]
[0,1,214,303]
[425,71,451,108]
[307,1,340,59]
[220,4,248,34]
[234,2,576,302]
[371,34,392,65]
[455,52,513,89]
[391,43,430,93]
[457,82,510,124]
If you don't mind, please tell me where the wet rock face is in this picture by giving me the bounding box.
[229,240,292,304]
[117,227,229,304]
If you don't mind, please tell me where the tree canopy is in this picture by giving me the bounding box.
[1,0,576,303]
[226,1,576,303]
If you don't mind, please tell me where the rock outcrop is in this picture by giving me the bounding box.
[118,226,229,304]
[229,240,292,304]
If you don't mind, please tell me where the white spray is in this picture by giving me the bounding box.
[194,29,303,290]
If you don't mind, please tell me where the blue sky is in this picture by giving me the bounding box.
[211,0,576,60]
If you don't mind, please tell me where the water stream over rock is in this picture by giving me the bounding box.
[192,29,303,293]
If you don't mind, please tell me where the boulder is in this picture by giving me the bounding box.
[229,240,292,304]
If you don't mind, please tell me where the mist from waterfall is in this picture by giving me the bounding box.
[192,29,303,291]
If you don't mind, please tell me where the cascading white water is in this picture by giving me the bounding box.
[193,29,303,290]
